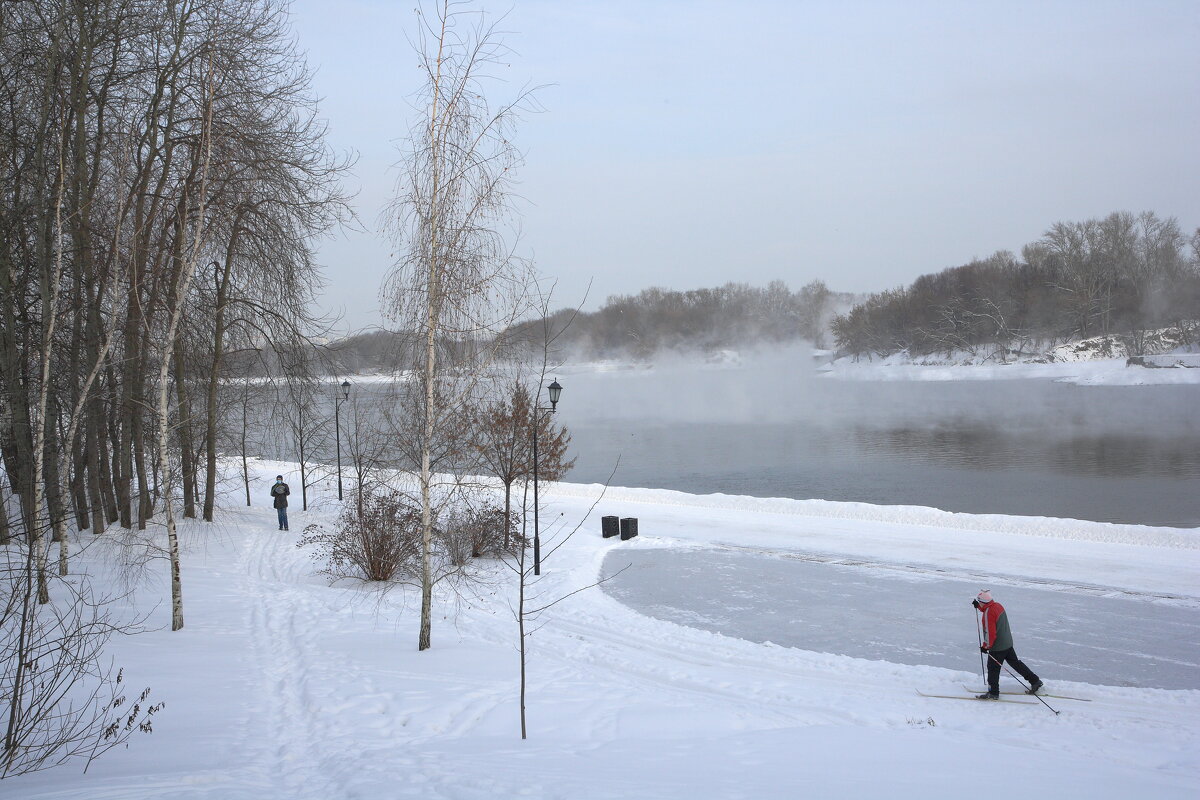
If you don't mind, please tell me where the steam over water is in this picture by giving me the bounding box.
[237,348,1199,526]
[553,348,1200,527]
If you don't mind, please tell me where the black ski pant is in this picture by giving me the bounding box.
[986,647,1039,693]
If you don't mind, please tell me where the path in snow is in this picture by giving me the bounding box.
[238,520,347,797]
[601,547,1200,690]
[229,512,525,797]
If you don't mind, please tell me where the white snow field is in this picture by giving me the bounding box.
[7,462,1199,799]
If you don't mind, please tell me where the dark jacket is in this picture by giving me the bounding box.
[271,481,290,509]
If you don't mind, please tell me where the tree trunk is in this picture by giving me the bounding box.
[133,361,152,529]
[503,480,512,549]
[297,402,308,512]
[84,413,105,535]
[66,267,89,534]
[173,334,196,518]
[0,482,10,546]
[115,329,135,529]
[418,265,440,651]
[416,6,450,655]
[44,395,67,545]
[96,387,119,525]
[241,387,251,507]
[0,252,37,549]
[204,226,239,522]
[71,425,90,532]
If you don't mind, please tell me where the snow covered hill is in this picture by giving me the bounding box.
[8,463,1198,799]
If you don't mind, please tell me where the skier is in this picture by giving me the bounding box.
[973,590,1043,699]
[270,475,290,531]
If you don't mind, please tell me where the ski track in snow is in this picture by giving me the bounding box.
[231,495,1200,795]
[232,516,522,797]
[482,529,1200,775]
[239,524,346,798]
[8,465,1199,799]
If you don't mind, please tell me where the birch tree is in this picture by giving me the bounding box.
[150,32,217,631]
[384,0,539,651]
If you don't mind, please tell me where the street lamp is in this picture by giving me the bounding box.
[532,379,562,576]
[334,380,351,501]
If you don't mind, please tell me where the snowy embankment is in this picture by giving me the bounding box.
[552,483,1199,600]
[823,334,1200,386]
[824,356,1200,386]
[10,462,1199,799]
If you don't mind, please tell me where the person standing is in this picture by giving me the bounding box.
[271,475,290,531]
[973,590,1043,699]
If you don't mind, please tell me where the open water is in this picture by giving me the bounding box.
[554,358,1200,527]
[239,354,1200,526]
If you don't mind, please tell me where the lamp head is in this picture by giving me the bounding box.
[547,379,562,411]
[340,380,351,401]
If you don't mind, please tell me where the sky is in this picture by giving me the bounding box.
[287,0,1200,334]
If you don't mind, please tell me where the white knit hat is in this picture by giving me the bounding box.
[976,589,993,604]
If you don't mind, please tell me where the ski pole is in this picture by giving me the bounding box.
[986,653,1059,716]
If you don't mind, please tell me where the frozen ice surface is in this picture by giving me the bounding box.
[602,548,1200,690]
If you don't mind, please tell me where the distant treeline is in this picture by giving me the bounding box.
[318,330,413,375]
[832,212,1200,361]
[502,281,853,361]
[321,210,1200,372]
[315,281,855,372]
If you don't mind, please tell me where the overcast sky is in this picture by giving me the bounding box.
[288,0,1200,333]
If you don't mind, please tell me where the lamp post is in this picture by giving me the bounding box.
[532,379,562,576]
[334,380,351,501]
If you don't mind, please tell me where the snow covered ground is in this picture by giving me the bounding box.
[8,463,1199,799]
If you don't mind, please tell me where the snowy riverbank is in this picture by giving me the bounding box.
[9,463,1199,799]
[823,355,1200,386]
[822,335,1200,386]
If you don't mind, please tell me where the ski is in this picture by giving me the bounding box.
[916,690,1038,705]
[962,685,1091,702]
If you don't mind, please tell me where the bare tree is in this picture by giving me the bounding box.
[383,0,540,651]
[1,550,162,776]
[343,393,396,521]
[473,380,573,549]
[287,379,331,513]
[152,43,217,633]
[506,411,613,741]
[0,0,349,776]
[1125,212,1187,355]
[228,377,260,507]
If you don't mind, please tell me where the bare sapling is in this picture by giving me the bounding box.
[383,0,542,651]
[1,543,163,776]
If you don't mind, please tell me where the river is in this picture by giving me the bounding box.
[237,352,1200,527]
[552,353,1200,527]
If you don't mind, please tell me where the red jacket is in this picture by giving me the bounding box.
[980,600,1013,651]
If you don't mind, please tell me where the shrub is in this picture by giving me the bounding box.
[438,504,517,566]
[299,491,422,581]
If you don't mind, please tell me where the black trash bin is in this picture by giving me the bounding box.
[620,517,638,540]
[601,515,620,538]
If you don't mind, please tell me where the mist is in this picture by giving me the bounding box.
[554,344,1200,435]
